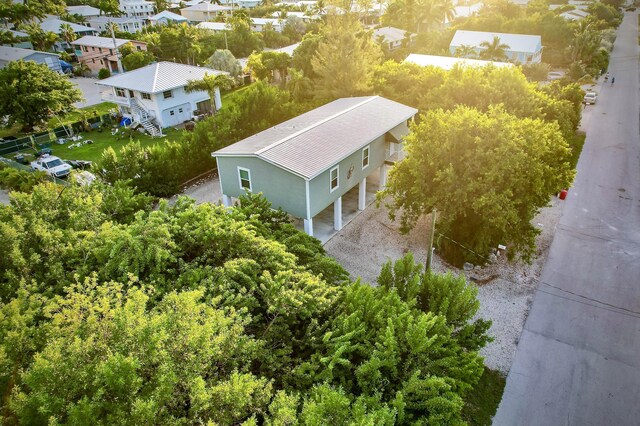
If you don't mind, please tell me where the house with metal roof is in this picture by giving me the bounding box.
[0,46,62,72]
[38,17,96,50]
[404,53,514,70]
[98,61,227,135]
[72,35,147,75]
[449,30,542,63]
[180,3,232,22]
[373,27,417,51]
[88,16,146,34]
[213,96,418,238]
[149,10,189,25]
[67,5,102,22]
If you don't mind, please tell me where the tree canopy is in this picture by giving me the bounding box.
[380,106,575,264]
[0,61,82,131]
[0,181,491,424]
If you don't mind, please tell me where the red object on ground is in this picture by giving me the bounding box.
[559,189,568,200]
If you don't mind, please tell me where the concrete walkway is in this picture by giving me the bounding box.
[494,11,640,425]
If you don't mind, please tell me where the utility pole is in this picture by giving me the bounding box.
[110,22,124,73]
[425,208,437,272]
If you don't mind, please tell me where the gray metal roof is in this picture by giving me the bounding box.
[97,61,226,93]
[214,96,418,179]
[450,30,541,54]
[0,46,57,62]
[39,17,95,34]
[72,35,132,48]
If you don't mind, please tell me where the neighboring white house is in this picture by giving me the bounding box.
[196,22,231,32]
[449,30,542,63]
[219,0,262,7]
[251,18,284,32]
[444,2,483,25]
[66,5,102,23]
[270,11,320,22]
[149,10,189,25]
[119,0,155,18]
[560,9,590,20]
[405,53,515,70]
[88,16,146,33]
[180,3,232,22]
[98,61,227,134]
[373,27,416,51]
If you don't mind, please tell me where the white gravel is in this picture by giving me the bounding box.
[324,197,565,375]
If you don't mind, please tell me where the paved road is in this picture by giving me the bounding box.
[494,11,640,426]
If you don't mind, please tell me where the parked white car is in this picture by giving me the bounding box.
[30,155,72,178]
[583,92,598,105]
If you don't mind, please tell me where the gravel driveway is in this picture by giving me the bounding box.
[324,198,564,374]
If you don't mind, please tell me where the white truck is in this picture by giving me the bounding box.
[30,155,72,178]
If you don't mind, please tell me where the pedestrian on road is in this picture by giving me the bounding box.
[611,77,615,85]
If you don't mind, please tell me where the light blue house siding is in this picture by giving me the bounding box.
[308,133,387,217]
[216,156,308,218]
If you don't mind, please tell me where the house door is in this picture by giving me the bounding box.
[164,104,190,126]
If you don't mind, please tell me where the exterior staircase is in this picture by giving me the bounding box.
[130,98,162,137]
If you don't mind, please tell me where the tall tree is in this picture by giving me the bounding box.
[185,73,233,115]
[0,0,65,25]
[453,44,477,58]
[311,15,383,100]
[0,61,82,131]
[206,49,243,78]
[479,35,510,61]
[379,106,575,264]
[59,23,76,46]
[21,23,58,51]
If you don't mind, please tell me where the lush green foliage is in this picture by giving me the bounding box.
[0,182,490,424]
[0,61,82,131]
[380,106,575,264]
[95,83,301,196]
[0,164,48,192]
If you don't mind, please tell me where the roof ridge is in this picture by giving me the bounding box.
[256,96,379,156]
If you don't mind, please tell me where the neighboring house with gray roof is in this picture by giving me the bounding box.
[67,5,101,22]
[213,96,417,237]
[38,17,96,50]
[180,3,232,22]
[88,16,146,34]
[149,10,189,25]
[2,29,32,49]
[98,61,227,134]
[450,30,542,63]
[0,46,62,72]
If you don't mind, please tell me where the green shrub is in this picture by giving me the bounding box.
[98,68,111,79]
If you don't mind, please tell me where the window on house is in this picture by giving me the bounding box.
[141,92,151,100]
[91,58,95,63]
[362,145,370,169]
[136,45,141,51]
[169,110,175,116]
[91,46,95,51]
[99,47,102,53]
[109,49,113,55]
[238,167,252,191]
[330,166,339,192]
[178,108,183,113]
[115,88,126,97]
[163,90,172,99]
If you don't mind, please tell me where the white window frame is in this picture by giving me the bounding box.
[238,167,252,192]
[362,145,370,169]
[330,165,339,192]
[115,87,126,97]
[141,92,151,100]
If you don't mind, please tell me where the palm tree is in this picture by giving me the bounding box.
[185,73,233,116]
[479,36,510,61]
[569,22,600,63]
[454,44,477,59]
[59,23,76,47]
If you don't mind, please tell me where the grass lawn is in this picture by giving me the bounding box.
[462,367,506,426]
[0,103,118,140]
[9,127,183,164]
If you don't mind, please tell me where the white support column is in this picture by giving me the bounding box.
[389,142,396,155]
[380,164,387,188]
[358,178,366,211]
[222,194,232,207]
[304,218,314,237]
[333,196,343,231]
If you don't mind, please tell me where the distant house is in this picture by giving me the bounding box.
[38,17,96,50]
[218,0,262,7]
[0,46,62,72]
[405,53,515,70]
[449,30,542,64]
[98,61,227,134]
[213,96,418,238]
[444,3,482,25]
[119,0,155,18]
[71,35,147,75]
[270,11,321,22]
[196,22,231,32]
[66,5,101,23]
[373,27,416,51]
[149,10,189,25]
[2,30,32,49]
[560,9,590,20]
[251,18,284,32]
[88,16,146,34]
[180,3,232,22]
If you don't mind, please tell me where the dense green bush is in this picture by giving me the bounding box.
[97,68,111,79]
[0,163,48,192]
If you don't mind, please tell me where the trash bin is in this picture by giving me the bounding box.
[559,189,568,200]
